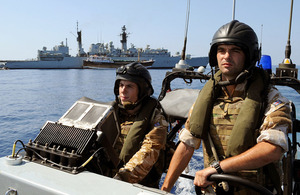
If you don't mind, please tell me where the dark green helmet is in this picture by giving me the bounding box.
[209,20,260,69]
[114,62,154,100]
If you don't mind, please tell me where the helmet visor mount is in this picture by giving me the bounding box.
[114,62,154,108]
[116,64,146,79]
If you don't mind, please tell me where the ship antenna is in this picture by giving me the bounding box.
[258,24,263,64]
[260,24,263,54]
[77,21,78,32]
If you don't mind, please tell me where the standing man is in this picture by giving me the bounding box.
[161,20,291,194]
[112,62,168,188]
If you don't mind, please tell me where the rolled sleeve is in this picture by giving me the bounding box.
[257,129,288,152]
[258,86,291,152]
[179,128,201,149]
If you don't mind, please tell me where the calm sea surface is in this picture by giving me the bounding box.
[0,68,299,194]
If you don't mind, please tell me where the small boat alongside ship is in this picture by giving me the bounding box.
[83,55,155,69]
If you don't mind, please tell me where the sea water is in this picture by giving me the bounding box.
[0,68,299,194]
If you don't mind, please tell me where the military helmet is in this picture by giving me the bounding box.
[209,20,260,69]
[114,62,154,99]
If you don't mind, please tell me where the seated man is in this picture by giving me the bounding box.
[113,62,168,188]
[161,20,291,194]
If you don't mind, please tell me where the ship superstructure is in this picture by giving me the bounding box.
[87,25,208,69]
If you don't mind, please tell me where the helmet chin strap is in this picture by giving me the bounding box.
[218,69,250,86]
[217,61,257,86]
[118,101,137,110]
[117,95,148,110]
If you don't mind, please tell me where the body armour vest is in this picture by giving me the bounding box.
[202,91,265,187]
[113,96,165,188]
[189,68,282,192]
[189,68,267,157]
[114,96,158,164]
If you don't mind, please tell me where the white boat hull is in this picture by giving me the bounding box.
[0,156,170,195]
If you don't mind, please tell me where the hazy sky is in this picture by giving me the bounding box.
[1,0,299,65]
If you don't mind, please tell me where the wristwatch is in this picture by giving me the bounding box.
[210,161,224,174]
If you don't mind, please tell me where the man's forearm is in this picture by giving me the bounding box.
[220,141,283,173]
[161,142,194,192]
[193,141,284,188]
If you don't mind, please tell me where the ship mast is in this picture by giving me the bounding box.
[120,25,128,52]
[76,21,86,57]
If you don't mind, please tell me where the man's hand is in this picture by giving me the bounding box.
[194,167,217,188]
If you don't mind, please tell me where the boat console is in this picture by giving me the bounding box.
[24,97,120,175]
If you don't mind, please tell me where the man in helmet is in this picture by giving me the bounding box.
[161,20,291,194]
[112,62,168,188]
